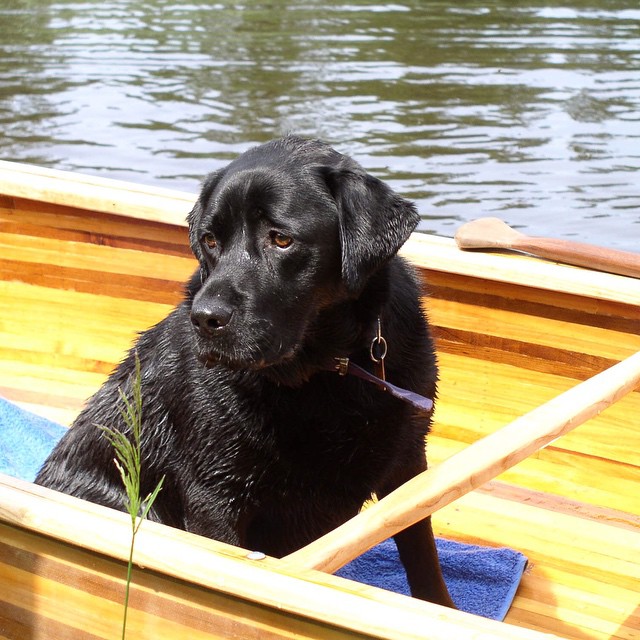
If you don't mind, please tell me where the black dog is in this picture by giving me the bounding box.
[36,137,454,607]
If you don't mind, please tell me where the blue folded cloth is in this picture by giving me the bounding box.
[0,397,68,482]
[336,537,527,620]
[0,397,527,620]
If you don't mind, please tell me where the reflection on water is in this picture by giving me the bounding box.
[0,1,638,249]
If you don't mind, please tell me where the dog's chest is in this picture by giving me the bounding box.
[183,369,409,506]
[255,380,401,494]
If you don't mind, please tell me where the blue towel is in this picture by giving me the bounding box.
[336,537,527,620]
[0,397,527,620]
[0,397,68,482]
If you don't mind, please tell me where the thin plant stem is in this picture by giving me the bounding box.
[98,353,164,639]
[121,540,135,640]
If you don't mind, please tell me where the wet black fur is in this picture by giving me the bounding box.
[36,137,454,606]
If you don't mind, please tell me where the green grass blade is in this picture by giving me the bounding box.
[95,352,163,639]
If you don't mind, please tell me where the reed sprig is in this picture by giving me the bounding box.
[98,353,164,640]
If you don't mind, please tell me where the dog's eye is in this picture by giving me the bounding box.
[270,231,293,249]
[202,233,217,249]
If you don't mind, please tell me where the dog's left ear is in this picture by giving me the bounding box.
[322,167,420,295]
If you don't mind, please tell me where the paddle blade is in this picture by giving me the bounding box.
[455,217,525,250]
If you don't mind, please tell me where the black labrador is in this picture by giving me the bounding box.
[36,136,454,607]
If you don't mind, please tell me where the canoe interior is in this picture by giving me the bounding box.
[0,169,639,640]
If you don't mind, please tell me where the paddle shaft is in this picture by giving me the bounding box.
[284,351,640,573]
[509,236,640,279]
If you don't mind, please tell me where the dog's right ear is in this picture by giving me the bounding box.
[187,169,226,265]
[320,165,419,295]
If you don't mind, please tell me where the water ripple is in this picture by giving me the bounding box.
[0,0,638,249]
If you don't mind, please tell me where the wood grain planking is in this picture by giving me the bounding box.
[0,231,195,282]
[0,205,192,259]
[0,258,187,304]
[1,561,341,640]
[0,340,129,379]
[0,313,145,364]
[424,271,640,327]
[423,277,640,333]
[431,491,640,639]
[429,436,640,515]
[0,483,560,640]
[434,492,640,589]
[475,482,640,532]
[0,361,108,404]
[433,395,640,472]
[0,542,362,640]
[434,493,640,603]
[434,332,621,384]
[514,571,639,621]
[435,350,639,421]
[428,296,640,362]
[0,281,173,336]
[506,607,631,640]
[1,192,191,240]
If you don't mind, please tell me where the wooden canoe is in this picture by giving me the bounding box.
[0,159,638,640]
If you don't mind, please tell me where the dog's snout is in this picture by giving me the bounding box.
[191,298,234,334]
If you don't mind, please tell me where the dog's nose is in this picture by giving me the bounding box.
[190,299,234,334]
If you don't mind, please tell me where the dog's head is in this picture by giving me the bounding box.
[187,136,419,375]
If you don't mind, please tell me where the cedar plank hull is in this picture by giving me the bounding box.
[0,160,638,639]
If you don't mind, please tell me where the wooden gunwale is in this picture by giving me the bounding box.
[1,475,563,640]
[0,160,638,639]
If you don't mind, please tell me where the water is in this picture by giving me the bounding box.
[1,1,639,250]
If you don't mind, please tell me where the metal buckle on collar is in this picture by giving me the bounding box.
[329,316,434,414]
[335,357,350,376]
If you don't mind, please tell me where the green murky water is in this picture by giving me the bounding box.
[1,1,639,249]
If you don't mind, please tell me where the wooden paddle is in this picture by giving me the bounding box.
[284,350,640,573]
[454,217,640,279]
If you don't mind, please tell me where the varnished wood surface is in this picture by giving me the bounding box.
[0,162,638,639]
[1,475,565,640]
[283,351,640,576]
